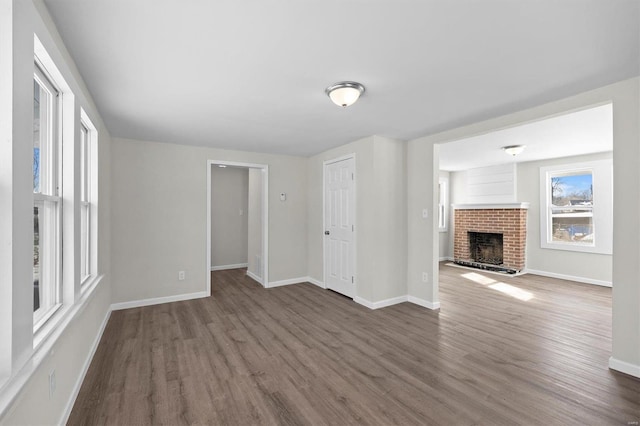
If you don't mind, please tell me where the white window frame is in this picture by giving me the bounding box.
[438,177,448,232]
[79,109,98,288]
[33,61,62,331]
[539,159,612,254]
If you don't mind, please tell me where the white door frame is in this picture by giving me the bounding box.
[322,153,357,296]
[207,160,269,295]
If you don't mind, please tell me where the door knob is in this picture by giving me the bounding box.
[324,231,330,235]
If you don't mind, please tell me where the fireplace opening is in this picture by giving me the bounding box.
[469,232,503,265]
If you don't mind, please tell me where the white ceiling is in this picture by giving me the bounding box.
[439,103,613,171]
[42,0,639,157]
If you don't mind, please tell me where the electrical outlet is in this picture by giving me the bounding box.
[178,271,185,281]
[422,272,428,283]
[49,369,56,399]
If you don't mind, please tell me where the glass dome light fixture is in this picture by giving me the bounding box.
[325,81,365,107]
[502,145,526,156]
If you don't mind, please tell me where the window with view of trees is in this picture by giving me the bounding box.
[550,172,593,244]
[33,62,61,328]
[540,159,612,254]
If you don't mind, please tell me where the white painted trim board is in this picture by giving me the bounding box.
[609,357,640,379]
[211,263,248,271]
[110,291,208,311]
[525,268,611,287]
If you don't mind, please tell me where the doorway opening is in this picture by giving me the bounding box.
[207,160,268,295]
[436,102,613,307]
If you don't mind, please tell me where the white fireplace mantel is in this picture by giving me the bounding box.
[452,202,530,210]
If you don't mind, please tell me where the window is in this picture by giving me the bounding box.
[540,159,612,254]
[438,177,448,231]
[33,62,62,328]
[80,123,90,282]
[79,111,97,285]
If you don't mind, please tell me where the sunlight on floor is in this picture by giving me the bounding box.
[461,272,534,301]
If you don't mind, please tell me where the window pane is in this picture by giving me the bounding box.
[551,214,594,243]
[551,173,593,206]
[33,199,59,320]
[33,203,41,312]
[80,204,89,280]
[550,171,594,245]
[33,80,42,193]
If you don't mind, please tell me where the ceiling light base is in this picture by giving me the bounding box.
[326,81,365,107]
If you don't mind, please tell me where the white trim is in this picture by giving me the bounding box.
[211,263,248,271]
[609,357,640,378]
[246,270,263,285]
[60,308,111,425]
[525,268,612,287]
[439,256,454,262]
[408,295,441,310]
[539,159,613,255]
[355,295,408,310]
[207,160,269,295]
[268,277,309,288]
[452,203,530,210]
[307,277,325,289]
[323,154,357,298]
[110,291,208,311]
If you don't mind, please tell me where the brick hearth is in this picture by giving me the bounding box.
[454,205,528,272]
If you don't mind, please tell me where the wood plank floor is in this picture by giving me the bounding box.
[68,264,640,425]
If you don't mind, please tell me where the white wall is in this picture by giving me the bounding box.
[111,138,308,303]
[0,0,112,423]
[210,167,248,268]
[410,78,640,378]
[247,169,263,278]
[307,136,407,304]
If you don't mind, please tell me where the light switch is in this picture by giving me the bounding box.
[280,193,287,201]
[422,208,428,218]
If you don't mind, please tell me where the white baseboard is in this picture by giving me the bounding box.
[110,291,208,311]
[439,256,454,262]
[609,356,640,378]
[355,295,408,310]
[246,270,264,286]
[211,263,248,271]
[408,295,441,310]
[525,268,612,287]
[268,276,308,288]
[307,277,325,289]
[60,308,112,425]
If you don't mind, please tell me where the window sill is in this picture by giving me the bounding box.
[541,242,612,255]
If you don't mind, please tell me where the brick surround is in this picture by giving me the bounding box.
[454,207,528,272]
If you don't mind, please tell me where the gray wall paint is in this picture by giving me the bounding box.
[247,169,263,278]
[210,167,249,268]
[111,138,308,303]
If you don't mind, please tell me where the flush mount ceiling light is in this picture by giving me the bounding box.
[502,145,526,156]
[325,81,365,107]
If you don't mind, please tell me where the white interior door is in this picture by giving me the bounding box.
[324,157,355,298]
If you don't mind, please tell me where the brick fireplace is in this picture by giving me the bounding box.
[453,203,529,273]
